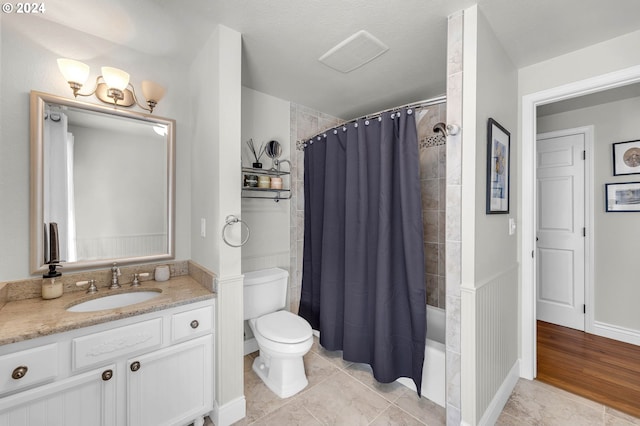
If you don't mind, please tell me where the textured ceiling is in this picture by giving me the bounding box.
[12,0,640,119]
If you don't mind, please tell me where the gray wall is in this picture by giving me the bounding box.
[538,95,640,332]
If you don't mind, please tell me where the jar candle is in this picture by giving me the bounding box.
[270,177,283,189]
[257,175,271,188]
[244,174,258,187]
[154,265,170,282]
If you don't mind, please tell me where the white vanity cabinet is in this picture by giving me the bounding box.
[0,364,117,425]
[0,298,215,426]
[127,335,212,426]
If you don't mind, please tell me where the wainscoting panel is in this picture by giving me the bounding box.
[76,233,167,259]
[462,264,519,425]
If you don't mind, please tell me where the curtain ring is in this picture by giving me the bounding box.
[222,215,250,247]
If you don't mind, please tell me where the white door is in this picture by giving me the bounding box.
[536,130,585,331]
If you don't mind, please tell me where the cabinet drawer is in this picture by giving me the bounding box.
[73,318,162,370]
[0,343,58,395]
[171,306,213,343]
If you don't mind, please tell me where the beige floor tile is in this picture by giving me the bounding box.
[297,369,391,425]
[369,405,425,426]
[605,409,640,426]
[394,388,445,426]
[503,379,605,425]
[310,336,353,370]
[250,399,323,425]
[243,367,291,424]
[302,350,340,390]
[495,411,534,425]
[345,362,408,403]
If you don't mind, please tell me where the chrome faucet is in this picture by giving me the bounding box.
[110,263,121,289]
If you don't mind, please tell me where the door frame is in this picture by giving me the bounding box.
[520,65,640,380]
[536,126,594,332]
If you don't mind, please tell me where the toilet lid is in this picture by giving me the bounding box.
[256,311,312,344]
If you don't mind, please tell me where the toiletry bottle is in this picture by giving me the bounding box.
[42,262,63,300]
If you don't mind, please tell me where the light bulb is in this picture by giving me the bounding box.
[141,80,165,103]
[101,67,130,91]
[57,58,90,85]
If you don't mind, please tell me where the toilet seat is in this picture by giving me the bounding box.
[256,311,312,344]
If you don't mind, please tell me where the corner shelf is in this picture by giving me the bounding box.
[241,167,291,202]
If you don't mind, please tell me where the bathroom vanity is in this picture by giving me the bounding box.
[0,276,215,426]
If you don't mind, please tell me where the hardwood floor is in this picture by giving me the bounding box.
[537,320,640,418]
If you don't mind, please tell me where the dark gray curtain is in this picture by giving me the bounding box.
[299,108,426,395]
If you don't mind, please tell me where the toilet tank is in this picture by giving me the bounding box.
[243,267,289,320]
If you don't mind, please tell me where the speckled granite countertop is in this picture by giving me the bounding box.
[0,275,215,346]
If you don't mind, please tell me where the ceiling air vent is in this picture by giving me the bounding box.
[318,30,389,73]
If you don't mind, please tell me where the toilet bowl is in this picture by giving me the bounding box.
[244,268,313,398]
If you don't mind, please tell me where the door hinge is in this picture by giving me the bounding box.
[532,250,535,258]
[583,304,586,314]
[582,150,586,160]
[583,227,586,237]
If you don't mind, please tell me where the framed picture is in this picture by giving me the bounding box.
[605,182,640,212]
[612,140,640,176]
[486,118,510,214]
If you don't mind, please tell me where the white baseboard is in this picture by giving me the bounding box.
[593,321,640,346]
[244,337,259,355]
[478,360,520,426]
[213,395,246,426]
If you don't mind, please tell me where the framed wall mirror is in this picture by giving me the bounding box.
[30,91,176,273]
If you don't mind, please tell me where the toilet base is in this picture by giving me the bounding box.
[252,352,308,398]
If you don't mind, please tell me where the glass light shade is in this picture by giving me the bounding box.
[141,80,166,102]
[101,67,130,91]
[57,58,90,84]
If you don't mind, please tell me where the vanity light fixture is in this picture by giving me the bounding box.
[57,58,165,113]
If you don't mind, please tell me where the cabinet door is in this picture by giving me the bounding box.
[0,365,116,426]
[127,335,213,426]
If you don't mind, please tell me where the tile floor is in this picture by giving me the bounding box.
[232,337,640,425]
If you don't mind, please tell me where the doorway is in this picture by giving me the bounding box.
[520,65,640,379]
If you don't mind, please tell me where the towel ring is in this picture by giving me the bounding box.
[222,215,250,247]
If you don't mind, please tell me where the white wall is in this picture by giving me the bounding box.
[538,96,640,332]
[519,29,640,97]
[188,25,245,425]
[240,87,291,274]
[0,16,190,281]
[460,6,519,425]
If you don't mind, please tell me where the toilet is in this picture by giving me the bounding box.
[243,268,313,398]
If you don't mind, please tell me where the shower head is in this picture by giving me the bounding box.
[433,122,447,136]
[433,122,461,137]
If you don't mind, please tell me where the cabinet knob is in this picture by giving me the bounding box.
[102,369,113,381]
[11,366,28,380]
[130,361,141,372]
[190,320,199,329]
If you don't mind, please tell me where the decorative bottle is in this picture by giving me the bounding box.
[42,263,63,300]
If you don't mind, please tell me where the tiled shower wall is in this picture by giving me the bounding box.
[288,103,447,313]
[417,105,447,309]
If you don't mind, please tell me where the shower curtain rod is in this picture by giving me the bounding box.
[297,94,446,148]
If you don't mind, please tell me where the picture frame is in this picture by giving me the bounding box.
[605,182,640,212]
[612,140,640,176]
[486,118,510,214]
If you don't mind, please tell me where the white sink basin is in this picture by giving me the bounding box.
[67,291,161,313]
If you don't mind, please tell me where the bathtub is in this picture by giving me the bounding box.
[396,305,446,407]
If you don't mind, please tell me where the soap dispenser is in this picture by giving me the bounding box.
[42,262,63,300]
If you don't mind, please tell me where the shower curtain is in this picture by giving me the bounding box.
[44,111,77,263]
[299,108,426,395]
